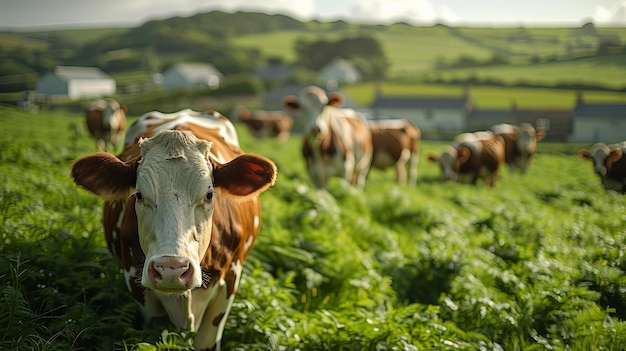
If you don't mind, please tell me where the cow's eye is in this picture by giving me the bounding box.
[132,191,144,202]
[205,189,215,203]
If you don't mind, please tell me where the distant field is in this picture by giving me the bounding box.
[429,55,626,90]
[232,25,626,88]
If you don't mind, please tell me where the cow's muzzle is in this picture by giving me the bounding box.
[147,256,197,293]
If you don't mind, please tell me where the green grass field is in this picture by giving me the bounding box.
[1,106,626,350]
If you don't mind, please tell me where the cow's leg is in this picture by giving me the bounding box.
[344,152,356,185]
[408,153,419,186]
[353,148,373,188]
[395,161,407,184]
[96,138,106,151]
[194,261,243,351]
[396,148,411,184]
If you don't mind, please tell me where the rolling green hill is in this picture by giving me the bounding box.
[1,11,625,96]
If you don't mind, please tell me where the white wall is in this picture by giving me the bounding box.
[570,117,626,143]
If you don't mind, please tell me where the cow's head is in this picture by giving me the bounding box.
[518,123,545,153]
[72,130,276,295]
[579,143,624,177]
[283,86,328,115]
[427,147,463,181]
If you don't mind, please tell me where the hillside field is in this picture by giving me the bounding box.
[1,106,626,350]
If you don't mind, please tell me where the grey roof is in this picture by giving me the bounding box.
[53,66,112,80]
[574,103,626,118]
[371,95,468,109]
[252,65,293,79]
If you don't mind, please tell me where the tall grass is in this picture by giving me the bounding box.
[1,106,625,350]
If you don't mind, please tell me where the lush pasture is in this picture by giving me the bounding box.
[1,106,626,350]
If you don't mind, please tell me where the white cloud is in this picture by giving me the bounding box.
[593,0,626,23]
[349,0,462,25]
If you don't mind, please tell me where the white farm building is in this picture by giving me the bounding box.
[161,62,223,90]
[36,66,116,100]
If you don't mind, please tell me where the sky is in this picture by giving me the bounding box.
[0,0,625,30]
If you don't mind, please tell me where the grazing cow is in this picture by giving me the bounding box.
[85,99,127,152]
[427,131,505,186]
[490,123,546,174]
[236,107,294,143]
[71,109,277,350]
[579,141,626,194]
[368,119,421,186]
[283,86,373,189]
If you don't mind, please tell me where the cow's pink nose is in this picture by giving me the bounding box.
[148,256,194,290]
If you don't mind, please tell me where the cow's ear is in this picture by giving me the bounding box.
[535,128,546,141]
[458,147,471,163]
[213,154,277,198]
[608,148,623,164]
[120,103,128,113]
[71,152,138,200]
[282,95,300,112]
[578,149,591,159]
[426,152,439,162]
[328,92,344,107]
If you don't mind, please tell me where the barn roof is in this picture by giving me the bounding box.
[574,103,626,118]
[53,66,112,80]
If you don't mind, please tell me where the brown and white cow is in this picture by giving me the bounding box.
[283,86,373,189]
[490,123,546,174]
[427,131,505,187]
[236,107,294,143]
[71,109,277,350]
[85,98,127,152]
[368,119,421,186]
[579,141,626,194]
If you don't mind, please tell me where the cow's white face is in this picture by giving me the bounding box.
[438,147,459,181]
[134,131,215,295]
[589,145,610,176]
[299,87,329,132]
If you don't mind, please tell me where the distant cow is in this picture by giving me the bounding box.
[490,122,546,174]
[85,99,127,152]
[579,141,626,194]
[236,107,293,143]
[427,131,505,186]
[283,86,373,189]
[368,119,421,186]
[71,109,277,350]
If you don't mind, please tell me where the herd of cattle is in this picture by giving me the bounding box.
[75,88,625,350]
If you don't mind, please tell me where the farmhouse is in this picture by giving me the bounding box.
[570,92,626,143]
[161,62,223,90]
[36,66,116,100]
[318,58,362,86]
[370,89,473,138]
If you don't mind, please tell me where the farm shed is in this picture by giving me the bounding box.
[36,66,116,100]
[370,89,473,139]
[161,62,223,90]
[318,58,362,86]
[570,92,626,143]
